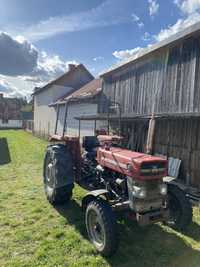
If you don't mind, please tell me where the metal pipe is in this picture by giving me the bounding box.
[118,104,122,136]
[94,119,97,135]
[54,104,60,135]
[62,102,68,137]
[107,110,110,134]
[78,119,81,139]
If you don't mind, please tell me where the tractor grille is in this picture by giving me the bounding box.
[145,180,161,198]
[140,162,166,176]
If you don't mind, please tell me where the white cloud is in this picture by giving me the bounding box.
[148,0,159,16]
[132,13,144,28]
[27,52,78,83]
[138,22,145,28]
[0,79,13,94]
[0,32,79,98]
[5,0,133,42]
[93,56,104,61]
[113,47,142,60]
[142,32,151,41]
[0,76,24,98]
[174,0,200,14]
[132,14,140,22]
[155,12,200,41]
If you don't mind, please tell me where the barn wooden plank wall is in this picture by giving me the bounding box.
[121,118,200,187]
[100,35,200,115]
[154,118,200,187]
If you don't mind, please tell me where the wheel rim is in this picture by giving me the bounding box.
[167,193,182,226]
[87,210,105,249]
[44,155,54,189]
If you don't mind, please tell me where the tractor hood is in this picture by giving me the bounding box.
[97,147,168,180]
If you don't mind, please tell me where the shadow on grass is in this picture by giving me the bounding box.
[55,200,87,238]
[183,221,200,242]
[54,200,200,267]
[0,138,11,165]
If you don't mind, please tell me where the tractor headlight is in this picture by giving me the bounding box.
[132,185,147,199]
[159,183,167,195]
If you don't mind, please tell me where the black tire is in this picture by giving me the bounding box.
[165,184,192,231]
[43,144,74,205]
[85,199,118,256]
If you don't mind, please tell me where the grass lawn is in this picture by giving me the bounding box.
[0,130,200,267]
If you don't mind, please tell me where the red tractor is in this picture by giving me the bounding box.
[43,134,192,256]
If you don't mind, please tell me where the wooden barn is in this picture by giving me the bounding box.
[97,22,200,188]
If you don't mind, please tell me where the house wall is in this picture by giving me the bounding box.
[0,119,22,128]
[34,85,73,137]
[57,102,106,138]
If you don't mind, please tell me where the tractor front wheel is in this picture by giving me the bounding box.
[43,144,74,205]
[165,184,192,231]
[85,199,118,256]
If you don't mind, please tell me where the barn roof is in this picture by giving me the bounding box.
[50,78,101,106]
[32,64,94,95]
[101,21,200,77]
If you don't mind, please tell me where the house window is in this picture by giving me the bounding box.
[2,118,9,124]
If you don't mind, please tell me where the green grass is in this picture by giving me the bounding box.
[0,130,200,267]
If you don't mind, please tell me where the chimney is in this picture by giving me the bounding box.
[68,64,76,71]
[0,93,3,100]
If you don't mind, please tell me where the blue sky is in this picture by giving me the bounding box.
[0,0,200,98]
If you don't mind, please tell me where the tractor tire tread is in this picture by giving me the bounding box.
[86,199,118,256]
[168,184,192,231]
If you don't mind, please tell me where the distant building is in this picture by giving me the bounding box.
[32,64,94,137]
[0,93,25,129]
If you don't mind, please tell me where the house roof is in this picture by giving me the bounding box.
[51,78,102,106]
[101,21,200,77]
[32,64,94,95]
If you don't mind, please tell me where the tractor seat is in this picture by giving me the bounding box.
[82,136,100,152]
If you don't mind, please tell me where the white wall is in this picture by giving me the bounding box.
[34,85,73,136]
[57,102,107,138]
[0,119,22,128]
[67,103,97,137]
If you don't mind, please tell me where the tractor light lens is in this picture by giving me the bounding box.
[127,163,133,172]
[132,185,147,199]
[159,183,167,195]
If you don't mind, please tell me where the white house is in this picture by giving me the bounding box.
[33,64,94,137]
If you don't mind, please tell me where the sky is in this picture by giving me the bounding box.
[1,0,200,99]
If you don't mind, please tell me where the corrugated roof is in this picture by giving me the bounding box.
[52,78,101,105]
[101,21,200,77]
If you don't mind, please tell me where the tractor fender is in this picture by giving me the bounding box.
[82,189,109,210]
[163,176,188,193]
[163,176,176,184]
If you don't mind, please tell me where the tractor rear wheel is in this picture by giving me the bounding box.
[85,199,118,256]
[43,144,74,205]
[165,184,192,231]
